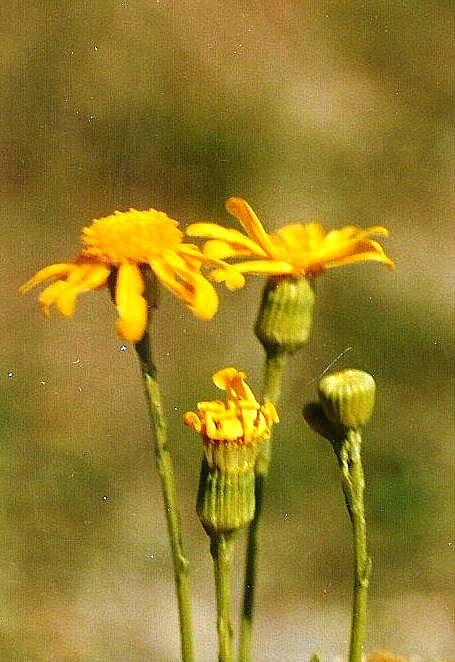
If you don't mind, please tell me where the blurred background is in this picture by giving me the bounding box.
[1,1,453,660]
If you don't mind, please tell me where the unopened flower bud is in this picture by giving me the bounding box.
[318,369,376,429]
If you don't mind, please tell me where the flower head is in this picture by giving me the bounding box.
[184,367,278,473]
[20,207,244,341]
[187,197,394,279]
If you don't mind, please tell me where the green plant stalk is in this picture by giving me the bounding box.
[239,349,288,662]
[338,429,371,662]
[210,533,235,662]
[135,330,194,662]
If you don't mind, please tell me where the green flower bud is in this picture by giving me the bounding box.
[318,369,376,429]
[255,276,315,355]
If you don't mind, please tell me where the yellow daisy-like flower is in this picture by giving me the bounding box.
[20,208,244,342]
[184,367,278,473]
[186,197,395,279]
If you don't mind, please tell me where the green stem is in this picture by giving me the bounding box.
[239,350,288,662]
[263,349,288,402]
[210,533,235,662]
[135,331,194,662]
[338,429,371,662]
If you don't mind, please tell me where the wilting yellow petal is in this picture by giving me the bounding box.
[213,368,258,403]
[178,243,246,290]
[185,367,277,448]
[20,263,75,293]
[114,263,148,341]
[55,262,110,316]
[183,411,202,432]
[205,411,244,441]
[38,281,69,317]
[213,367,246,391]
[150,256,219,320]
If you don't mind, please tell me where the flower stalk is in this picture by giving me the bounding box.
[135,273,194,662]
[316,369,376,662]
[184,368,277,662]
[136,335,194,662]
[238,349,287,662]
[240,275,313,661]
[210,533,236,662]
[338,428,371,662]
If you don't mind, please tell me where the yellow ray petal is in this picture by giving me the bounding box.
[55,263,110,316]
[324,226,389,248]
[323,250,395,270]
[150,257,219,320]
[315,236,393,267]
[186,223,267,257]
[230,259,296,275]
[38,281,68,317]
[178,244,246,289]
[20,263,75,293]
[201,239,253,261]
[225,198,280,258]
[213,368,258,403]
[187,272,219,319]
[273,223,326,254]
[114,263,148,342]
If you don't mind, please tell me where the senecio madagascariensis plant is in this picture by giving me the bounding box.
[20,207,244,342]
[187,197,395,277]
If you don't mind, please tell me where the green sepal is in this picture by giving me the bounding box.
[197,458,255,536]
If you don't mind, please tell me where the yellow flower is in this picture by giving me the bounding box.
[20,208,244,341]
[184,367,278,473]
[187,197,395,279]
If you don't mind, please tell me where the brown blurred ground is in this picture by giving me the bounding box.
[1,1,453,660]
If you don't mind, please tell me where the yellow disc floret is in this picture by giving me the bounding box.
[81,208,183,264]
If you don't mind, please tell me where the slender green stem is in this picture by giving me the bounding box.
[210,533,235,662]
[338,429,371,662]
[263,349,288,401]
[239,350,288,662]
[135,331,194,662]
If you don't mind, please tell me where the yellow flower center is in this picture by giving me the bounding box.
[81,208,184,265]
